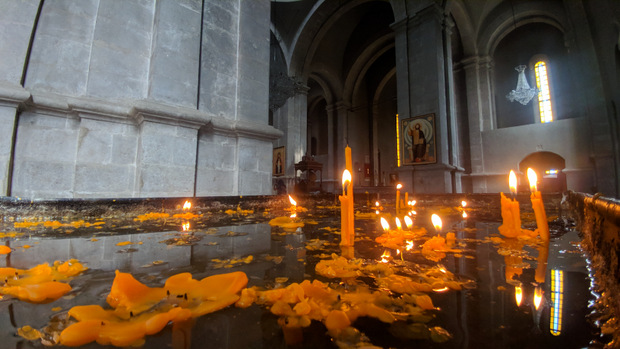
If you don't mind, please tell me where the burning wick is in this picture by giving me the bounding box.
[395,217,402,230]
[288,195,297,208]
[380,217,390,232]
[380,250,391,263]
[182,221,190,232]
[515,285,523,306]
[431,214,442,234]
[183,201,192,210]
[534,286,543,310]
[403,215,413,229]
[405,240,414,251]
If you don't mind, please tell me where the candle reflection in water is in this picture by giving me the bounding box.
[515,284,523,306]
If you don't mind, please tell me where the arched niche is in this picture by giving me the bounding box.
[519,151,566,193]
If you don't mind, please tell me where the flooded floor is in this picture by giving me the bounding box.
[0,197,605,348]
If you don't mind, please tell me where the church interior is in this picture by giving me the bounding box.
[0,0,619,348]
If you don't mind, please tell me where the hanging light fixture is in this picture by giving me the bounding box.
[506,65,538,105]
[505,0,538,106]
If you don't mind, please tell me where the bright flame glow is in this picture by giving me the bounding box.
[396,183,402,190]
[509,170,517,195]
[403,215,413,229]
[515,285,523,306]
[288,195,297,206]
[380,250,391,263]
[462,211,468,218]
[375,201,380,207]
[405,240,414,251]
[431,214,442,232]
[396,249,401,255]
[534,286,543,310]
[409,210,417,216]
[410,200,416,206]
[182,221,190,232]
[342,170,352,185]
[380,217,390,231]
[461,200,467,207]
[183,201,192,210]
[375,210,380,215]
[527,168,538,192]
[395,217,402,230]
[433,287,449,293]
[290,213,297,218]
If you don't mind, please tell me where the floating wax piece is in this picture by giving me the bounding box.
[0,245,11,254]
[0,260,87,303]
[106,271,166,318]
[268,216,304,231]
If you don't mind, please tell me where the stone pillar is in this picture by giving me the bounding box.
[325,103,337,191]
[461,55,495,193]
[394,4,453,193]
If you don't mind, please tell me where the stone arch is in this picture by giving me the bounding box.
[446,0,477,57]
[343,36,394,105]
[477,1,568,58]
[519,151,567,193]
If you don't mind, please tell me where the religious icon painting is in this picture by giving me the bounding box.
[273,146,285,176]
[402,113,436,165]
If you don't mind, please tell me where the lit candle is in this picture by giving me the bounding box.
[339,169,354,246]
[395,183,402,214]
[527,168,549,241]
[534,285,543,310]
[498,170,522,238]
[431,214,442,234]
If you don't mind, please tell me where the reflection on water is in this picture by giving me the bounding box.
[0,206,600,348]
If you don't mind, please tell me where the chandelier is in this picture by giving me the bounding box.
[506,65,538,105]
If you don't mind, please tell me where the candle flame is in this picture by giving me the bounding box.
[395,217,402,230]
[290,213,297,218]
[375,201,380,207]
[509,170,517,195]
[182,221,190,232]
[431,214,442,232]
[380,250,391,263]
[461,200,467,207]
[515,285,523,306]
[396,183,402,190]
[396,249,401,255]
[403,215,413,229]
[380,217,390,231]
[534,286,543,310]
[375,210,380,215]
[183,201,192,210]
[410,200,416,206]
[405,240,414,251]
[342,170,352,185]
[462,211,468,218]
[527,168,538,192]
[409,210,417,215]
[288,195,297,206]
[433,287,449,293]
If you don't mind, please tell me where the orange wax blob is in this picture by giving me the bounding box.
[268,216,304,231]
[1,281,72,303]
[0,245,11,254]
[106,271,166,318]
[498,192,522,238]
[0,259,86,303]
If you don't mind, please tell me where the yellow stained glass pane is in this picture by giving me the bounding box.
[535,61,553,123]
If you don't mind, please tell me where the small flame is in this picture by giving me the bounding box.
[461,200,467,207]
[515,285,523,306]
[182,221,190,232]
[380,250,391,263]
[375,210,380,215]
[183,201,192,210]
[409,200,416,206]
[290,213,297,218]
[403,215,413,229]
[534,286,543,310]
[405,240,414,251]
[396,183,402,190]
[288,195,297,206]
[462,211,468,218]
[375,201,380,207]
[509,170,517,195]
[409,210,417,216]
[431,214,442,232]
[527,168,538,192]
[433,287,449,293]
[395,217,402,230]
[380,217,390,231]
[342,170,352,185]
[396,249,401,255]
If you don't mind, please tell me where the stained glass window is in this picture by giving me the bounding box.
[534,61,553,123]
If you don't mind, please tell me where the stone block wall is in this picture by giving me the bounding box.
[0,0,281,199]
